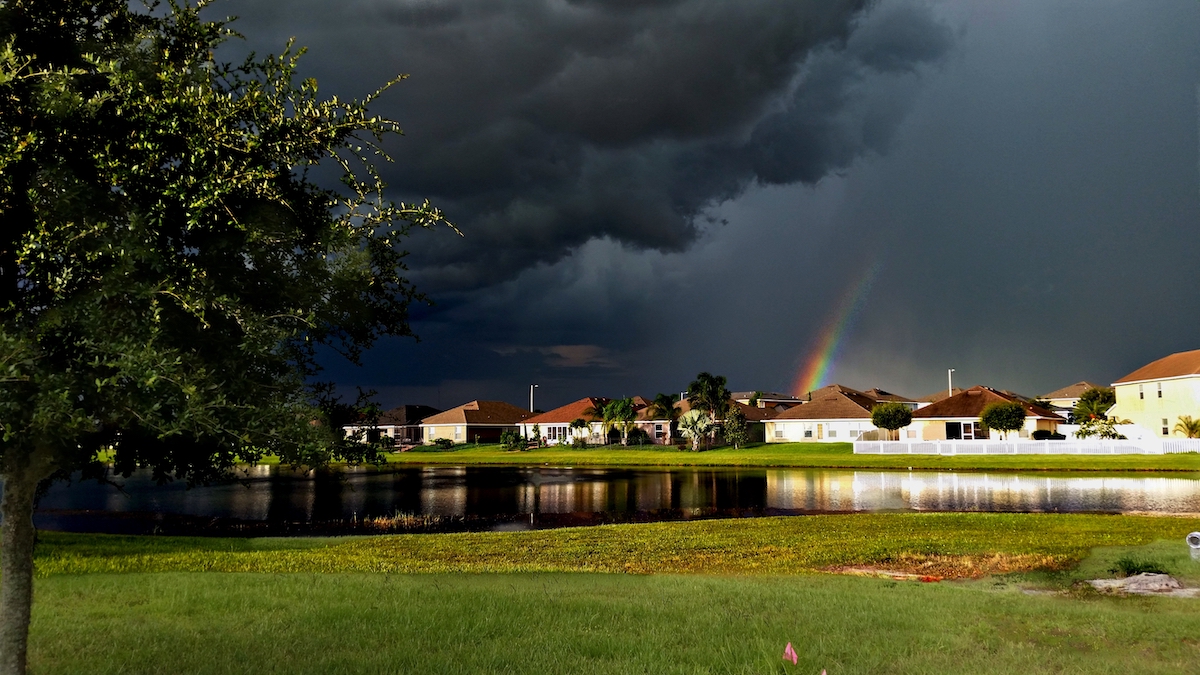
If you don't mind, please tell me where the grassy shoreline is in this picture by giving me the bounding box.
[27,513,1200,674]
[364,442,1200,473]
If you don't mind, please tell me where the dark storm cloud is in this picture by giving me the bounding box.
[217,0,953,290]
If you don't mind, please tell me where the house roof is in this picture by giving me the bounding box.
[523,397,610,425]
[664,398,776,421]
[377,404,442,426]
[773,390,877,421]
[1040,381,1104,400]
[730,391,801,401]
[1113,349,1200,384]
[860,388,916,403]
[802,383,867,401]
[911,386,1064,421]
[917,387,965,403]
[420,400,533,426]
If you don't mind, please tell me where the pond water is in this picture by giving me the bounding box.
[30,465,1200,536]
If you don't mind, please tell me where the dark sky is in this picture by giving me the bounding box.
[214,0,1200,410]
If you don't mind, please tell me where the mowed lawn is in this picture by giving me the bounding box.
[26,513,1200,674]
[375,442,1200,473]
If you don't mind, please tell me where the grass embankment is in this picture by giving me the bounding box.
[28,513,1200,674]
[378,442,1200,473]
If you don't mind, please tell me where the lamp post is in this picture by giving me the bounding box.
[947,369,955,399]
[529,383,539,412]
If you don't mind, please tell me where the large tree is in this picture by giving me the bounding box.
[1071,387,1115,424]
[686,371,730,449]
[870,401,912,441]
[0,2,448,671]
[979,402,1026,440]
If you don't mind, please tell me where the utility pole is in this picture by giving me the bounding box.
[529,383,539,412]
[948,369,955,399]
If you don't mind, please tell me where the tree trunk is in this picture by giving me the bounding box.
[1,454,54,675]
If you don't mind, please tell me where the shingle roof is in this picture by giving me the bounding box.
[918,387,965,403]
[1040,381,1104,400]
[861,388,916,403]
[802,383,866,401]
[773,390,877,420]
[665,398,776,421]
[1113,349,1200,384]
[378,404,442,426]
[524,397,610,425]
[420,400,533,426]
[911,386,1064,421]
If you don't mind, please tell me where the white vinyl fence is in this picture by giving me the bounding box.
[853,439,1200,456]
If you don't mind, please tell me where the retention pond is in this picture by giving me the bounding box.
[31,465,1200,536]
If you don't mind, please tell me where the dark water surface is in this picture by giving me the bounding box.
[31,465,1200,536]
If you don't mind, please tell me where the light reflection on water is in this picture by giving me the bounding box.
[31,466,1200,530]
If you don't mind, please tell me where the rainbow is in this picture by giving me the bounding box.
[791,261,881,397]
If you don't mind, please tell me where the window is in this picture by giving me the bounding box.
[454,426,463,440]
[774,428,785,439]
[1157,383,1163,398]
[1163,418,1169,436]
[548,427,558,441]
[828,429,837,438]
[906,429,917,439]
[1139,385,1144,400]
[654,423,664,440]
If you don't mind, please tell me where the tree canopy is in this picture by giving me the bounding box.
[979,402,1026,440]
[0,1,448,671]
[677,409,712,452]
[1071,387,1115,424]
[870,402,912,440]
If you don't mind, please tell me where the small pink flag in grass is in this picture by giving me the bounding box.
[783,642,798,665]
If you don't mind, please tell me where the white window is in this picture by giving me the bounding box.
[654,423,664,439]
[455,426,463,440]
[774,428,784,439]
[1163,418,1169,436]
[1157,383,1163,398]
[828,429,837,438]
[906,429,917,439]
[1139,384,1144,400]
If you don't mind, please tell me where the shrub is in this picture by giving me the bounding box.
[500,429,525,451]
[433,438,455,449]
[1108,557,1168,577]
[1030,429,1062,440]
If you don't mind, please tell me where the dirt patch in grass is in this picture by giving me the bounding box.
[826,552,1074,580]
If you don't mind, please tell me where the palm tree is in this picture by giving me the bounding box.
[1174,415,1200,439]
[677,409,713,452]
[687,372,730,450]
[603,398,638,446]
[568,418,591,446]
[646,393,680,443]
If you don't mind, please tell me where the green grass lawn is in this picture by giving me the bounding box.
[373,442,1200,473]
[26,513,1200,674]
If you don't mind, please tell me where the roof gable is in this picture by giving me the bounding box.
[774,391,876,420]
[1040,381,1104,400]
[1114,349,1200,384]
[524,397,610,425]
[912,386,1064,420]
[420,400,533,426]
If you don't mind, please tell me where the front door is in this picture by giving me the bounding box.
[816,424,824,440]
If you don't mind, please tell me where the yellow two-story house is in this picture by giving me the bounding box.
[1108,349,1200,437]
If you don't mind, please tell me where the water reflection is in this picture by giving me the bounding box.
[29,466,1200,534]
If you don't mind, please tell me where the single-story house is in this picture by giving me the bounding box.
[1108,349,1200,438]
[420,400,533,444]
[342,404,441,447]
[731,391,804,413]
[766,385,880,442]
[519,397,610,445]
[909,386,1064,440]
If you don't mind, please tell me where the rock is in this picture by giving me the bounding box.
[1087,573,1199,597]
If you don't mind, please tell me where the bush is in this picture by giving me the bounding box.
[500,429,525,452]
[1108,557,1168,577]
[432,438,455,449]
[1030,429,1059,440]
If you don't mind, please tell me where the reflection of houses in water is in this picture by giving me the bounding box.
[419,467,467,516]
[513,470,678,514]
[766,471,859,511]
[850,472,1200,513]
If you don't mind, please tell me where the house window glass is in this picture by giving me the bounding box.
[455,426,463,440]
[1157,383,1163,398]
[1163,418,1169,436]
[829,429,837,438]
[946,422,962,440]
[1139,385,1144,400]
[775,428,784,439]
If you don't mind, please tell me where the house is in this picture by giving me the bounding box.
[671,398,774,444]
[1040,381,1105,419]
[1108,349,1200,438]
[419,400,533,444]
[917,388,964,405]
[766,386,880,442]
[909,385,1064,440]
[730,391,803,412]
[519,397,610,445]
[342,404,441,446]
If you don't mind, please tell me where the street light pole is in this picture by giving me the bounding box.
[948,369,955,399]
[529,383,539,412]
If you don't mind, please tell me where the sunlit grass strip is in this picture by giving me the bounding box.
[34,513,1200,577]
[375,443,1200,472]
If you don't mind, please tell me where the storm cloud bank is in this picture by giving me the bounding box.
[223,0,954,289]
